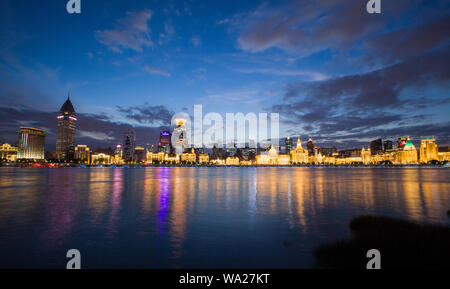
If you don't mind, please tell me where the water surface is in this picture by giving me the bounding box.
[0,167,448,268]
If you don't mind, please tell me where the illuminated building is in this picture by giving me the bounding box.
[438,151,450,162]
[419,138,438,163]
[361,147,372,164]
[285,137,293,154]
[225,156,239,165]
[181,147,197,163]
[56,96,76,161]
[240,160,254,166]
[91,153,111,164]
[277,154,291,165]
[17,127,45,160]
[210,158,225,165]
[306,137,315,156]
[164,154,180,164]
[256,145,290,165]
[370,138,383,155]
[335,156,363,165]
[134,146,146,163]
[123,128,136,161]
[290,138,308,164]
[0,143,18,162]
[158,130,172,154]
[74,145,90,164]
[394,139,418,164]
[114,144,123,157]
[111,155,124,165]
[147,151,165,163]
[198,153,210,164]
[173,119,187,155]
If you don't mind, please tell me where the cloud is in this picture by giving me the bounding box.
[235,0,411,55]
[235,67,328,81]
[271,46,450,143]
[95,9,153,53]
[116,104,173,125]
[159,21,175,45]
[78,130,116,141]
[364,16,450,64]
[144,65,170,77]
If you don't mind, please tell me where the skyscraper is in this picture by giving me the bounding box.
[17,127,45,160]
[383,140,393,152]
[158,130,172,154]
[306,137,315,156]
[56,96,76,161]
[123,128,136,161]
[285,137,293,154]
[173,119,187,155]
[370,138,383,155]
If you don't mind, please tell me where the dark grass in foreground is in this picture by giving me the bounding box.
[315,215,450,269]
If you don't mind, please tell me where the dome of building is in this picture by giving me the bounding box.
[404,139,416,150]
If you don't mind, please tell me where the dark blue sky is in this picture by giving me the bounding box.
[0,0,449,150]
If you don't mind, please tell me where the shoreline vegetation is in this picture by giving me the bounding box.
[0,163,448,168]
[315,215,450,269]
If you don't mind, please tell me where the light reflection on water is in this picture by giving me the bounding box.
[0,167,448,268]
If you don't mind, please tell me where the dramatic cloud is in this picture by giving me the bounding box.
[272,46,450,144]
[365,15,450,64]
[236,0,413,55]
[95,9,153,53]
[144,65,170,77]
[116,104,173,125]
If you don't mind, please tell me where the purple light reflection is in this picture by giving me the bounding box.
[157,167,170,234]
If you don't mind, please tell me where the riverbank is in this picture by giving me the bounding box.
[315,215,450,269]
[1,163,448,168]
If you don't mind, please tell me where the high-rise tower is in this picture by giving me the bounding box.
[123,128,136,161]
[56,95,76,161]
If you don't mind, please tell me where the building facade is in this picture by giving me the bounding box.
[0,143,18,162]
[419,138,438,163]
[290,138,309,164]
[74,145,90,164]
[17,127,45,160]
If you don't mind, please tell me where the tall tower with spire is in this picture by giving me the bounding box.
[56,94,77,161]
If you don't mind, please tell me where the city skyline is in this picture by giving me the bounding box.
[0,0,449,150]
[0,96,448,154]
